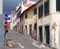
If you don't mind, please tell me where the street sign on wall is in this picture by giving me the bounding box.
[0,15,6,46]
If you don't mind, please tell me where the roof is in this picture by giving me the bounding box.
[16,3,34,12]
[24,3,34,7]
[19,0,42,18]
[19,4,36,17]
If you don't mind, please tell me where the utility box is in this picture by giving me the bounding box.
[0,15,6,46]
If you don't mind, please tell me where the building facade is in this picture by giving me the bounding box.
[19,0,60,49]
[19,4,37,40]
[10,0,35,31]
[37,0,60,49]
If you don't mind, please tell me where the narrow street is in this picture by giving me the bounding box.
[6,29,40,49]
[0,30,51,49]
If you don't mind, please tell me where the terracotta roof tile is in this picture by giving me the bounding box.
[24,3,33,7]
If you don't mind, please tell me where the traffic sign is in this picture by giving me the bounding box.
[5,14,8,17]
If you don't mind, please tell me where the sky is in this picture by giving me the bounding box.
[3,0,38,14]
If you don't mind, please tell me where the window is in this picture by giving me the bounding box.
[38,5,43,18]
[25,13,27,19]
[56,0,60,11]
[34,8,37,15]
[44,0,49,16]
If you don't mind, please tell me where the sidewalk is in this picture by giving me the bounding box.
[32,41,57,49]
[20,34,56,49]
[32,42,51,49]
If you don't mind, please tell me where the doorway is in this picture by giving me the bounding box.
[39,26,43,42]
[45,25,50,44]
[25,25,27,36]
[29,24,32,36]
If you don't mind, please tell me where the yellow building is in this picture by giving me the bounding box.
[19,4,37,40]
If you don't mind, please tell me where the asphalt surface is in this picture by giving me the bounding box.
[0,29,52,49]
[0,29,40,49]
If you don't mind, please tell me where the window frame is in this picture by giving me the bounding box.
[25,13,27,19]
[34,8,37,15]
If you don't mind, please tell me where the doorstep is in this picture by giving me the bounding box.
[33,42,57,49]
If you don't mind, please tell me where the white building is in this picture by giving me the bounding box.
[10,0,36,31]
[36,0,60,49]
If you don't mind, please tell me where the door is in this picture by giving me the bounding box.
[39,26,43,42]
[25,25,27,35]
[22,26,23,34]
[45,25,50,44]
[29,24,32,36]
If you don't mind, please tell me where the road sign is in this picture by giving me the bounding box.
[4,17,7,21]
[4,17,10,20]
[5,14,8,17]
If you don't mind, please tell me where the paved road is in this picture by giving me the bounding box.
[0,29,51,49]
[5,29,40,49]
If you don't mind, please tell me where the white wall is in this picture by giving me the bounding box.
[49,0,56,14]
[37,0,59,48]
[51,13,60,48]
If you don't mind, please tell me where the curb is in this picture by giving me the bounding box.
[43,43,57,49]
[19,33,57,49]
[33,42,57,49]
[32,42,51,49]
